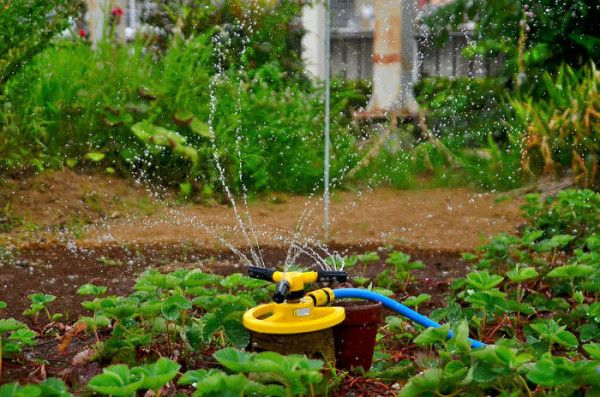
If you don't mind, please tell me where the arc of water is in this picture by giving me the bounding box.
[232,11,266,268]
[208,32,264,268]
[283,163,357,269]
[172,209,255,267]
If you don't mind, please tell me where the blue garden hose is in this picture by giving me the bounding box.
[333,288,486,349]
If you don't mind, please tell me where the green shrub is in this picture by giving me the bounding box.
[511,63,600,188]
[414,77,513,147]
[424,0,599,80]
[0,0,79,86]
[522,189,600,245]
[1,36,357,195]
[144,0,307,78]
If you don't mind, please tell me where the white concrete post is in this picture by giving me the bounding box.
[367,0,418,114]
[301,1,327,80]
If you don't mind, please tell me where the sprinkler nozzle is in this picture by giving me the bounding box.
[247,267,347,303]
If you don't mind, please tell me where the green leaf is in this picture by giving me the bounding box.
[222,319,250,348]
[0,384,41,397]
[0,318,26,334]
[9,328,36,345]
[357,251,380,264]
[88,364,144,397]
[179,182,193,198]
[583,343,600,360]
[173,109,194,126]
[76,284,107,296]
[39,378,73,397]
[160,295,191,321]
[85,152,106,162]
[547,264,594,279]
[0,301,7,310]
[527,356,573,387]
[403,294,431,308]
[30,293,55,306]
[190,119,211,138]
[133,358,180,392]
[178,369,217,386]
[535,235,576,252]
[398,368,443,397]
[466,271,504,290]
[77,315,111,329]
[201,312,222,342]
[530,319,578,349]
[414,324,450,346]
[213,348,253,372]
[507,266,539,283]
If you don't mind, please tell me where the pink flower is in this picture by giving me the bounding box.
[111,7,124,17]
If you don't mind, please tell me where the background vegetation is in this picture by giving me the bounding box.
[0,0,598,195]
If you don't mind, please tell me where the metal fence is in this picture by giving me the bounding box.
[415,32,503,78]
[331,30,503,81]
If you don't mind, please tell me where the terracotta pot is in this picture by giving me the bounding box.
[332,300,382,371]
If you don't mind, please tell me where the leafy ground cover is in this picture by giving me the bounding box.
[0,188,599,395]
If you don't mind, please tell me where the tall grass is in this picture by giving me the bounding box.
[511,63,600,188]
[1,36,359,195]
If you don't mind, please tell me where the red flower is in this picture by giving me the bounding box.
[78,28,86,38]
[111,7,124,17]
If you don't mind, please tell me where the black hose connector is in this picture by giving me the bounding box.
[273,280,291,303]
[317,270,347,283]
[248,266,275,281]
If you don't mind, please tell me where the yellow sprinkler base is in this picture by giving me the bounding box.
[243,289,345,335]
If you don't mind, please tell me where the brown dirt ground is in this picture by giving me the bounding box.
[1,168,524,253]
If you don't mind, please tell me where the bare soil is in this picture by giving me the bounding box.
[1,169,523,252]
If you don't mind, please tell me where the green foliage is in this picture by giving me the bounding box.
[132,358,181,393]
[147,0,307,77]
[0,378,72,397]
[76,283,107,297]
[414,77,513,146]
[423,0,599,78]
[78,269,270,364]
[212,347,324,396]
[4,187,600,395]
[511,63,600,188]
[1,36,357,194]
[0,0,79,86]
[88,364,146,397]
[377,251,424,291]
[374,189,600,395]
[522,189,600,244]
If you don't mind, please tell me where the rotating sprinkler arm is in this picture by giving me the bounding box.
[247,267,347,303]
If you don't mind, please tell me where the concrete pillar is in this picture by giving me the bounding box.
[302,2,327,80]
[367,0,418,114]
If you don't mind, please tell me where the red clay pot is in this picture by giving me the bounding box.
[332,300,382,372]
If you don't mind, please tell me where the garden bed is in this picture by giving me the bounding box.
[1,242,465,386]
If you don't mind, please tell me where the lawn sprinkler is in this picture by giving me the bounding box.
[244,266,485,371]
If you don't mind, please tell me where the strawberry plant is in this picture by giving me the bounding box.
[0,313,35,382]
[377,251,424,291]
[22,293,61,323]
